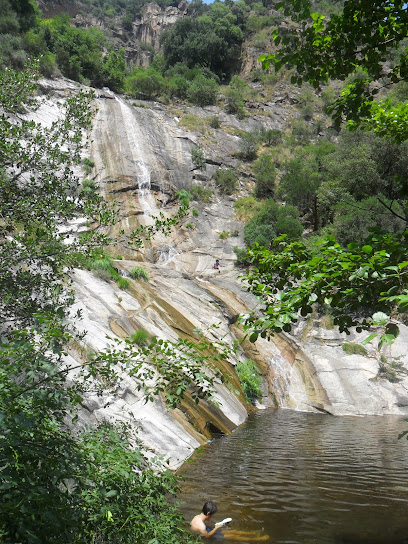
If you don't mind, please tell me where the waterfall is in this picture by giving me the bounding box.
[116,97,157,220]
[156,244,179,265]
[116,97,179,264]
[269,354,311,411]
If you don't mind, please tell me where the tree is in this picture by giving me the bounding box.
[259,0,408,142]
[246,2,408,348]
[160,2,244,79]
[0,63,221,543]
[244,200,303,247]
[253,153,276,199]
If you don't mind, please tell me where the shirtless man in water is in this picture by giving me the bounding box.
[191,501,269,542]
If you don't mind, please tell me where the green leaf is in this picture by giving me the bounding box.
[372,311,388,326]
[384,323,399,339]
[362,333,377,345]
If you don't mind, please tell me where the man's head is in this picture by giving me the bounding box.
[202,500,218,518]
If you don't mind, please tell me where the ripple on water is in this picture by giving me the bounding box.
[178,409,408,544]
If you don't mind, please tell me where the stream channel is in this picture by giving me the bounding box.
[178,409,408,544]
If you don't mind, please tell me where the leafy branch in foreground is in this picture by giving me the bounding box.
[0,62,202,544]
[242,233,408,349]
[127,204,190,247]
[259,0,408,141]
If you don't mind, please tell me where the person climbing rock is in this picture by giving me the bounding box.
[212,259,221,272]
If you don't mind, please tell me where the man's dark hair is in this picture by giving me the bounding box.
[202,501,218,516]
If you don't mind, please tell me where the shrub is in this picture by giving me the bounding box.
[191,145,206,170]
[236,359,262,403]
[81,179,97,196]
[177,189,192,207]
[259,128,283,146]
[244,201,303,248]
[186,75,219,106]
[130,329,150,346]
[290,119,313,144]
[117,277,130,290]
[82,158,95,174]
[219,230,230,240]
[130,266,149,282]
[208,116,220,129]
[185,222,195,230]
[125,67,164,99]
[238,131,259,161]
[189,184,214,202]
[192,208,199,217]
[253,154,276,199]
[234,196,263,221]
[213,168,238,195]
[342,342,368,356]
[224,79,246,119]
[233,246,250,266]
[166,74,190,99]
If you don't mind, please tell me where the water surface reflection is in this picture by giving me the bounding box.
[178,410,408,544]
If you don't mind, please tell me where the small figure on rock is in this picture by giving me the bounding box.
[213,259,221,272]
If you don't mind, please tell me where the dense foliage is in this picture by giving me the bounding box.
[161,2,246,80]
[0,63,225,544]
[260,0,408,141]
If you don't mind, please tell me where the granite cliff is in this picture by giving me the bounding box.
[33,75,408,469]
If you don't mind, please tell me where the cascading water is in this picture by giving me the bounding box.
[117,97,158,220]
[156,244,179,265]
[269,352,311,411]
[116,97,179,263]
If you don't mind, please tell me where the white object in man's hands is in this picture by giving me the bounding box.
[215,518,232,527]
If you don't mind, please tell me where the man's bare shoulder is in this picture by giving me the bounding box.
[191,514,207,535]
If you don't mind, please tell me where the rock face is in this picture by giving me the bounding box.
[38,78,408,468]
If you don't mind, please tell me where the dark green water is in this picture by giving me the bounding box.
[178,409,408,544]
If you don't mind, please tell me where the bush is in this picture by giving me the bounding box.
[233,246,250,266]
[213,168,238,195]
[130,329,150,346]
[189,184,214,203]
[166,74,190,99]
[236,359,262,403]
[244,201,303,247]
[186,75,219,106]
[224,75,248,119]
[82,158,95,174]
[192,208,199,217]
[219,230,230,240]
[185,222,195,230]
[191,145,206,170]
[130,266,149,282]
[342,342,368,356]
[234,196,264,221]
[253,154,276,199]
[259,128,283,146]
[176,189,192,207]
[81,179,97,196]
[238,131,259,161]
[125,67,164,99]
[208,116,220,129]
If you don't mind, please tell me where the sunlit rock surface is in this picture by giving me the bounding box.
[36,78,408,467]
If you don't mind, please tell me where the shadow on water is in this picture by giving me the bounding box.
[178,409,408,544]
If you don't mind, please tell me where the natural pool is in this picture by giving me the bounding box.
[178,409,408,544]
